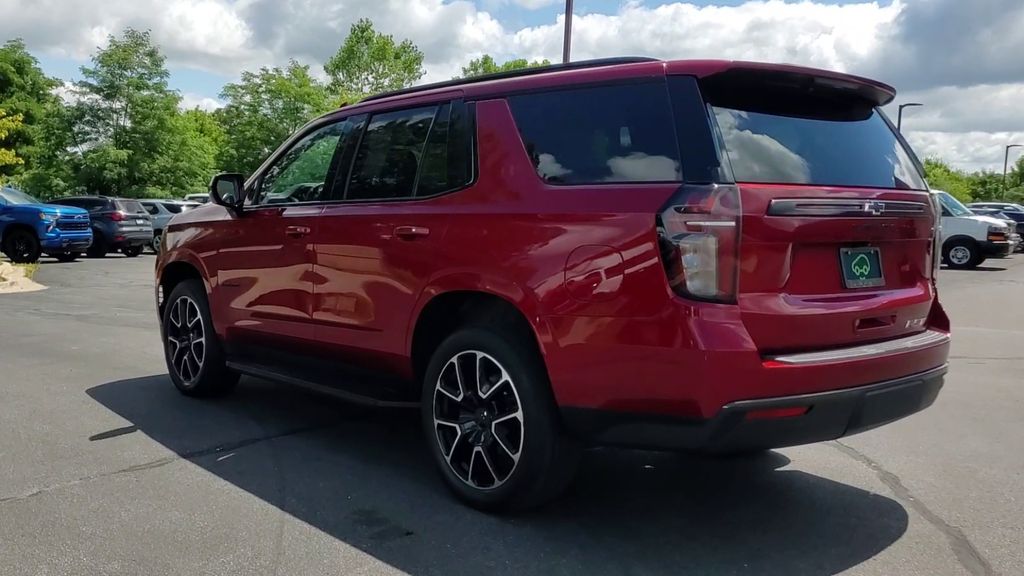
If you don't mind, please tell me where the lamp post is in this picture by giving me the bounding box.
[562,0,574,64]
[1003,144,1022,196]
[896,102,923,133]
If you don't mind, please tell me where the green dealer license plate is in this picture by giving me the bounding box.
[840,247,884,289]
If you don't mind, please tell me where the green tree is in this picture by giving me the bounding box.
[967,170,1003,201]
[73,28,180,195]
[0,108,25,179]
[0,39,59,179]
[458,54,551,78]
[923,158,972,202]
[217,61,329,175]
[150,108,225,195]
[324,19,424,102]
[17,101,80,198]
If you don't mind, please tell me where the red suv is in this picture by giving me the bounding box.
[156,58,950,511]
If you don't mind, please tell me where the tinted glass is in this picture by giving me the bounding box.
[712,106,926,190]
[257,121,348,204]
[117,200,147,214]
[162,202,184,214]
[347,106,436,201]
[509,82,681,184]
[938,192,972,217]
[0,187,42,205]
[142,203,159,215]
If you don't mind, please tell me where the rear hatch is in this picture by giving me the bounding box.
[700,68,938,353]
[116,199,154,230]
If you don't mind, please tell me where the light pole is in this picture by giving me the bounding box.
[896,102,923,133]
[1003,144,1022,196]
[562,0,574,64]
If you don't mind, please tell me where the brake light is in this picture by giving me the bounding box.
[928,192,941,282]
[657,184,741,302]
[111,211,126,222]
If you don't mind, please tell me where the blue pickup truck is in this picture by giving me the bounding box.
[1,186,92,263]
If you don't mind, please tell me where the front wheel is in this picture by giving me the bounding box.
[162,279,239,397]
[422,327,581,512]
[943,239,982,269]
[3,229,42,264]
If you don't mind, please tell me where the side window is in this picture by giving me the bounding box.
[346,106,436,201]
[417,101,474,197]
[162,203,184,214]
[508,82,681,184]
[142,203,159,215]
[255,121,349,205]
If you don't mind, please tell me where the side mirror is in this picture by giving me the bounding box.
[210,173,246,212]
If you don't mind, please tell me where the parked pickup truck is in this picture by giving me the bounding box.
[935,190,1014,269]
[0,186,92,263]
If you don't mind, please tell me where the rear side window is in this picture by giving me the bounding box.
[708,98,926,190]
[142,203,159,215]
[161,203,184,214]
[508,82,681,184]
[346,106,436,201]
[117,200,146,214]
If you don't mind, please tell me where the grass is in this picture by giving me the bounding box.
[15,262,39,280]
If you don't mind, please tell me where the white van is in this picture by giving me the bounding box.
[935,190,1014,269]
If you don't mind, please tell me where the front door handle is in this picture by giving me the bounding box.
[394,225,430,240]
[285,225,312,238]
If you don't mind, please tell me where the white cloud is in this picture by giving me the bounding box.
[180,93,225,112]
[2,0,1022,170]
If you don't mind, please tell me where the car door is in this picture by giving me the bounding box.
[207,119,350,354]
[312,100,472,372]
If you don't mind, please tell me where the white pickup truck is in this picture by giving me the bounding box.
[935,190,1016,269]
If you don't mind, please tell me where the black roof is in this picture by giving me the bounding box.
[360,57,660,103]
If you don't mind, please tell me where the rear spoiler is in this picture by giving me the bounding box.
[675,61,896,107]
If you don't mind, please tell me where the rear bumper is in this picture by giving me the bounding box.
[562,365,946,452]
[112,230,154,246]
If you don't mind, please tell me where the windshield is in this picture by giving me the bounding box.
[0,187,42,205]
[938,192,973,217]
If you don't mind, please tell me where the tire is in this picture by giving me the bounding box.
[55,252,81,263]
[151,231,163,254]
[122,245,143,257]
[2,228,42,264]
[943,239,982,269]
[87,232,108,258]
[161,279,239,397]
[422,326,581,512]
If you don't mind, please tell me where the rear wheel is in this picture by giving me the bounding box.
[943,239,982,269]
[151,231,163,253]
[122,245,143,258]
[162,279,239,397]
[2,229,41,264]
[87,232,108,258]
[422,326,581,512]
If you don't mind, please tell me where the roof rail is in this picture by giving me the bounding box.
[359,56,661,103]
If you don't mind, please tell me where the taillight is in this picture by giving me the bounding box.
[111,211,126,222]
[928,192,941,281]
[657,184,741,303]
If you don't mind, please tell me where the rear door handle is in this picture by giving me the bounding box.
[285,225,312,238]
[394,225,430,240]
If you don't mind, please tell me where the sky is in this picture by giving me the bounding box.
[1,0,1022,172]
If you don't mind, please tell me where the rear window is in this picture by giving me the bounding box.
[117,200,146,214]
[711,105,926,190]
[508,82,681,184]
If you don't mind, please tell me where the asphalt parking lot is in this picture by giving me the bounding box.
[0,254,1021,576]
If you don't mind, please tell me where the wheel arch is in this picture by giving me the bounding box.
[407,276,553,389]
[158,253,212,317]
[1,222,37,243]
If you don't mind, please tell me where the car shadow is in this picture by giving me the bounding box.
[87,375,909,576]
